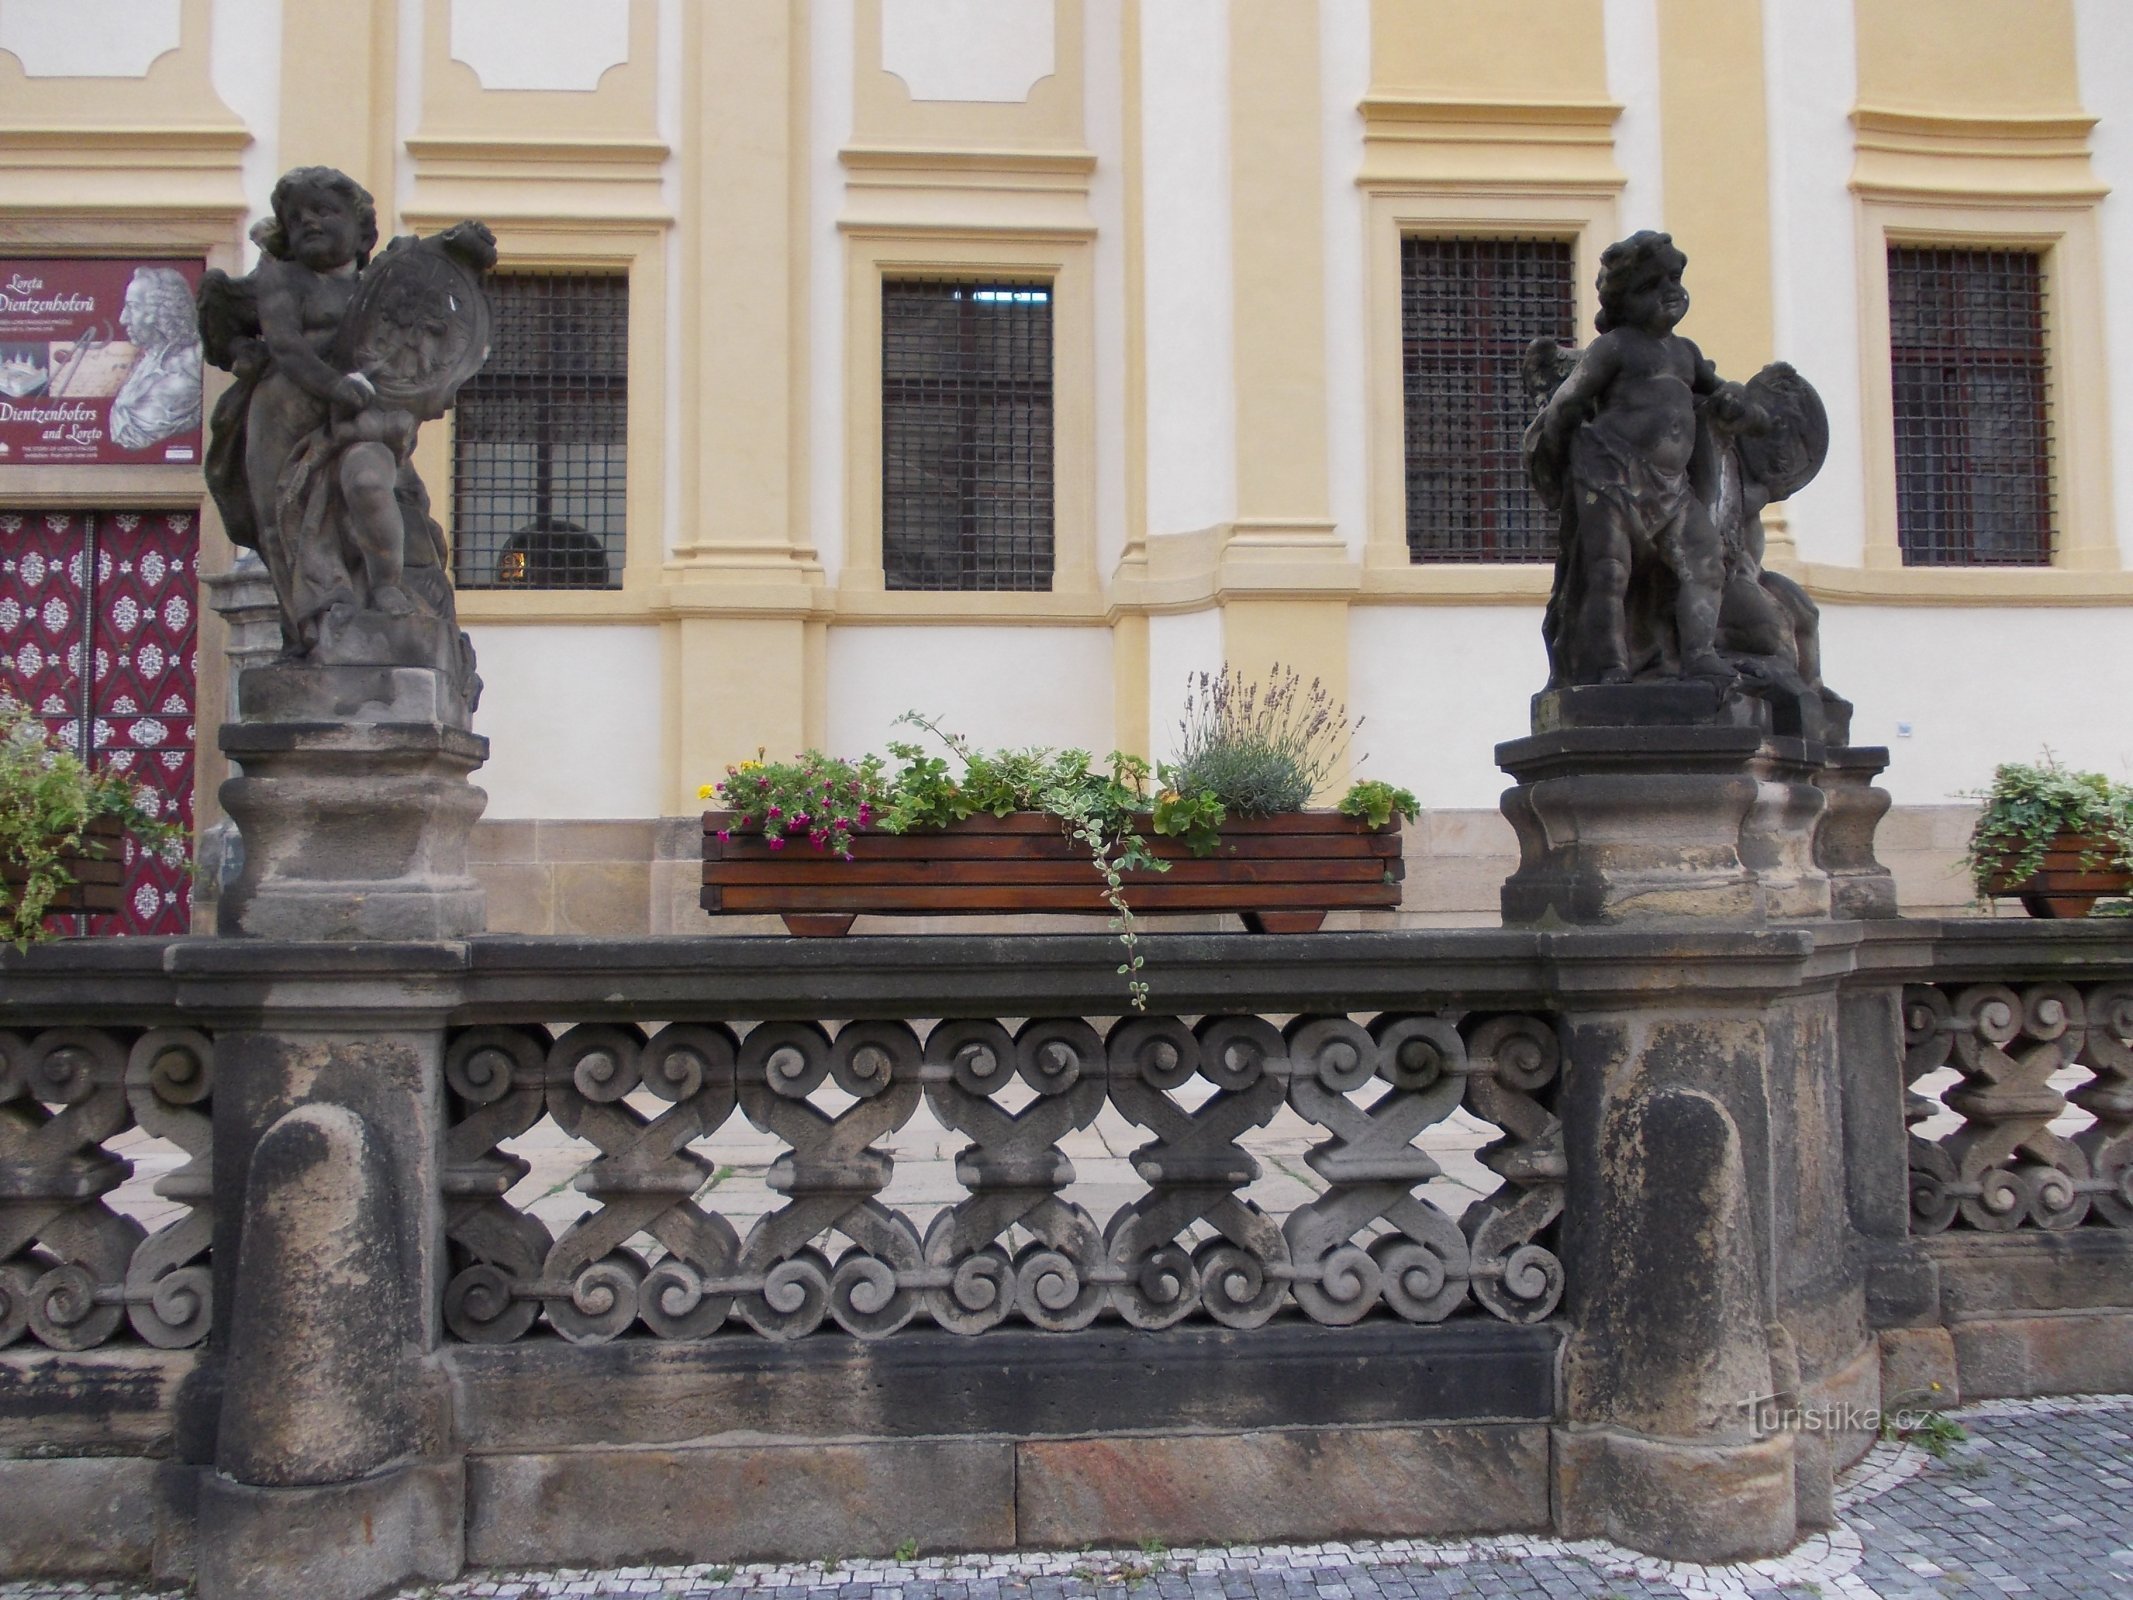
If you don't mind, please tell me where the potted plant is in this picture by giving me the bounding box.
[1963,754,2133,918]
[0,700,182,945]
[700,668,1418,1006]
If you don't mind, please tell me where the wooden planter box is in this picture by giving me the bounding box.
[702,810,1403,936]
[1,815,127,919]
[1984,830,2133,918]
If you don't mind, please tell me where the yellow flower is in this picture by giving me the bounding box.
[697,783,717,800]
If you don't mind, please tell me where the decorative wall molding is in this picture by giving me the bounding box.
[880,0,1054,104]
[0,0,180,79]
[448,0,630,93]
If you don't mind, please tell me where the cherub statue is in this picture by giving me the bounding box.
[198,166,494,695]
[1523,231,1835,717]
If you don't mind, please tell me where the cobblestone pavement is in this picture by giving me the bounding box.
[4,1394,2126,1600]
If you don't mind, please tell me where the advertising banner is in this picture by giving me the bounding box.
[0,258,205,467]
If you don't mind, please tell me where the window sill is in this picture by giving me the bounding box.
[1792,562,2133,605]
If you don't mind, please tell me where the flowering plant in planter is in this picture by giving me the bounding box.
[701,667,1417,1006]
[1962,754,2133,917]
[0,699,184,946]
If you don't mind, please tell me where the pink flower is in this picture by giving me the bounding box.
[810,829,829,848]
[794,812,811,827]
[716,829,730,842]
[767,805,782,819]
[767,836,786,851]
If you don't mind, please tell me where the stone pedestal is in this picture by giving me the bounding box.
[1498,682,1889,1562]
[1498,683,1895,930]
[217,663,487,940]
[1497,683,1835,927]
[1815,746,1899,919]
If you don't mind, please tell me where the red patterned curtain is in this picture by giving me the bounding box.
[0,508,197,935]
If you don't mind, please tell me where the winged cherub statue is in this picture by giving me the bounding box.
[198,166,495,700]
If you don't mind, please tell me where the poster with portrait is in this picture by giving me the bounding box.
[0,258,206,466]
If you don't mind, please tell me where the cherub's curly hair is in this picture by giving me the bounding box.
[1593,230,1687,333]
[121,266,198,349]
[255,166,379,268]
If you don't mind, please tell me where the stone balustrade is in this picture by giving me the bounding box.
[1,920,2130,1590]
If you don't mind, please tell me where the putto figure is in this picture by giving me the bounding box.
[198,166,494,697]
[1523,230,1831,701]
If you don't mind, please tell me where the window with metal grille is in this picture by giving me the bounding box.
[1402,236,1576,562]
[1888,246,2054,566]
[881,278,1054,591]
[451,273,627,590]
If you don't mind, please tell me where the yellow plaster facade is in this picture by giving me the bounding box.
[5,0,2133,916]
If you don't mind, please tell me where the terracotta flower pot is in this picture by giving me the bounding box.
[1,815,128,920]
[1984,829,2133,918]
[701,809,1403,936]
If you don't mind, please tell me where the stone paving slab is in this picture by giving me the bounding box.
[3,1395,2126,1600]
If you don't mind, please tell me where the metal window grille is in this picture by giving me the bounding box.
[452,273,627,590]
[1889,246,2054,566]
[882,278,1054,591]
[1402,236,1575,563]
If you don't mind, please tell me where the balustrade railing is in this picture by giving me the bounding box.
[440,1009,1567,1344]
[1903,980,2133,1233]
[0,1025,214,1351]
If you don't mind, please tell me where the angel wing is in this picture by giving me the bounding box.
[194,268,262,374]
[1520,337,1583,511]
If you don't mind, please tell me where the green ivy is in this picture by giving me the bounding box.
[0,700,185,948]
[1961,752,2133,901]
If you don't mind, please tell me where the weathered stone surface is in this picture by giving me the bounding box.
[194,1455,463,1600]
[1815,748,1898,918]
[0,1349,193,1452]
[1562,1068,1774,1440]
[447,1321,1560,1452]
[1928,1223,2133,1317]
[216,1103,413,1487]
[1016,1424,1550,1549]
[1948,1310,2133,1399]
[218,683,488,940]
[1878,1326,1960,1413]
[1552,1425,1797,1565]
[0,1456,157,1576]
[467,1440,1014,1566]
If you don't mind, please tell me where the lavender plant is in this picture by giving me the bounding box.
[1164,664,1356,815]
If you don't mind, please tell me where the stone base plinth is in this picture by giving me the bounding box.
[193,1457,464,1600]
[1497,683,1866,927]
[1552,1425,1797,1565]
[218,664,488,940]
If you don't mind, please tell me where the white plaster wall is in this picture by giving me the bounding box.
[1144,608,1222,764]
[2076,0,2133,565]
[1602,0,1666,233]
[1822,607,2133,804]
[0,0,179,76]
[1086,0,1128,579]
[1347,607,1549,810]
[466,625,668,818]
[1763,0,1867,566]
[1139,0,1234,537]
[880,0,1052,103]
[210,0,281,232]
[449,0,629,92]
[827,627,1115,759]
[810,0,857,582]
[1321,0,1370,562]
